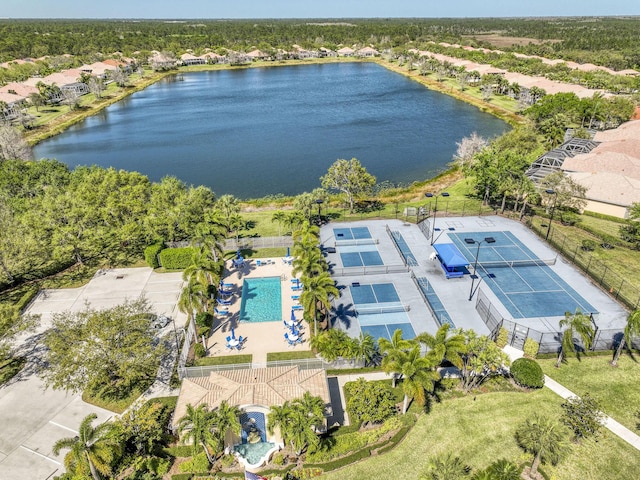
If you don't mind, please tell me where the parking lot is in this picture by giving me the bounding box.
[0,267,185,479]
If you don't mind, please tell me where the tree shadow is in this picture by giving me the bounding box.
[330,303,357,330]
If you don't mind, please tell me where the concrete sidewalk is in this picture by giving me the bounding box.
[503,346,640,451]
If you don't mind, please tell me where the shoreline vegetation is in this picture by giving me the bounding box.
[22,56,518,206]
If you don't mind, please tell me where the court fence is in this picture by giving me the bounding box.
[475,288,633,354]
[386,224,419,267]
[177,317,198,379]
[525,217,640,311]
[330,265,409,277]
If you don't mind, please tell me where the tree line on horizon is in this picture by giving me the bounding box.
[1,17,640,69]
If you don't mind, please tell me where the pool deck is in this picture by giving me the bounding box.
[205,257,311,365]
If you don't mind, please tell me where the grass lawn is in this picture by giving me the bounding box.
[193,354,252,366]
[538,354,640,432]
[321,388,640,480]
[266,350,317,361]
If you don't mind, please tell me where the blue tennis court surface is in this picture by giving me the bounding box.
[449,231,596,318]
[334,227,372,240]
[339,245,384,267]
[349,283,416,341]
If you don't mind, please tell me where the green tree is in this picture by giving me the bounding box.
[321,158,376,213]
[458,330,510,392]
[556,309,594,367]
[383,344,439,414]
[345,377,396,426]
[271,210,287,236]
[53,413,121,480]
[215,194,240,233]
[515,414,569,478]
[612,309,640,366]
[473,459,520,480]
[560,393,605,442]
[177,403,216,461]
[421,453,471,480]
[417,323,465,368]
[299,271,339,335]
[42,298,164,399]
[268,394,324,456]
[350,332,378,366]
[210,401,242,456]
[379,329,415,387]
[118,400,167,455]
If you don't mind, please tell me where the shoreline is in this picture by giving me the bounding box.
[24,57,517,203]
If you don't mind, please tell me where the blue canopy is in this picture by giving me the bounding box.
[433,243,469,268]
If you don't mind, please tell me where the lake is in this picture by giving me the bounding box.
[33,63,509,199]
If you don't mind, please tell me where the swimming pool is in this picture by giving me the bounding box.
[239,277,282,322]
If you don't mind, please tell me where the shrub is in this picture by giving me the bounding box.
[495,327,509,348]
[159,247,195,270]
[193,343,206,359]
[437,378,460,391]
[272,452,285,466]
[178,452,210,474]
[220,453,236,468]
[144,243,164,269]
[345,378,396,426]
[510,358,544,388]
[163,445,193,458]
[171,474,193,480]
[16,287,39,312]
[523,338,540,359]
[560,211,580,226]
[195,312,213,328]
[581,239,596,251]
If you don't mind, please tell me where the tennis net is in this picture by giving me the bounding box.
[356,304,408,315]
[335,238,379,246]
[478,258,556,269]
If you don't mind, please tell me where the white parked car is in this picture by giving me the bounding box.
[150,314,171,329]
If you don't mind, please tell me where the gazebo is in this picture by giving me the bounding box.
[432,243,469,278]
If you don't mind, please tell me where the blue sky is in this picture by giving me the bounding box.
[3,0,640,19]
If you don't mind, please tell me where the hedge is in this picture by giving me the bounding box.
[510,358,544,388]
[159,247,195,270]
[582,210,627,224]
[164,445,193,458]
[16,286,39,312]
[144,243,164,268]
[171,474,193,480]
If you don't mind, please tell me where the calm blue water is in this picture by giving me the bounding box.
[33,63,509,199]
[239,277,282,322]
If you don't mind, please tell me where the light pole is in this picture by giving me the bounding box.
[467,236,496,301]
[545,189,558,241]
[171,317,180,351]
[315,199,324,225]
[425,192,449,245]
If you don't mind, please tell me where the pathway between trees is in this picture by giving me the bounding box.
[503,345,640,451]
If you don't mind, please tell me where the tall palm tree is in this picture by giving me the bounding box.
[292,223,320,245]
[383,345,439,414]
[379,329,415,386]
[292,245,326,279]
[52,413,121,480]
[556,309,594,367]
[271,211,287,236]
[183,247,222,287]
[515,414,569,477]
[268,394,325,456]
[299,271,339,335]
[177,403,216,462]
[215,194,240,232]
[210,401,242,456]
[417,324,466,368]
[351,332,378,367]
[612,309,640,366]
[178,275,211,319]
[192,214,227,262]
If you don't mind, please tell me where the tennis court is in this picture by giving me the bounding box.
[339,245,384,267]
[449,231,596,319]
[333,227,372,241]
[349,282,416,341]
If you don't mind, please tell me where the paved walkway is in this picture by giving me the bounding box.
[503,346,640,451]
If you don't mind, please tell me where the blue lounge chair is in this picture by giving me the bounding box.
[214,307,229,315]
[292,305,304,311]
[219,289,233,296]
[291,285,302,292]
[291,295,300,300]
[217,298,232,306]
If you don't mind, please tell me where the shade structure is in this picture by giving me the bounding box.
[432,243,469,279]
[231,328,236,339]
[287,247,290,257]
[291,309,296,321]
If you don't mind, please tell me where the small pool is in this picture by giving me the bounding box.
[239,277,282,322]
[234,441,277,468]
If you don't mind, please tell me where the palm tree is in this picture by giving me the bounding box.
[215,194,240,232]
[52,413,121,480]
[292,244,326,279]
[417,324,466,368]
[379,329,415,386]
[351,332,378,366]
[268,397,323,457]
[481,459,520,480]
[515,414,569,477]
[612,309,640,366]
[556,309,594,367]
[421,453,471,480]
[183,247,221,287]
[192,214,227,262]
[299,271,339,335]
[383,345,439,414]
[210,401,242,457]
[271,210,287,236]
[177,403,216,462]
[292,222,320,245]
[178,276,211,319]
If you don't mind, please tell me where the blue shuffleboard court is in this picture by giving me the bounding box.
[339,245,384,267]
[449,231,596,318]
[349,283,416,341]
[333,227,372,241]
